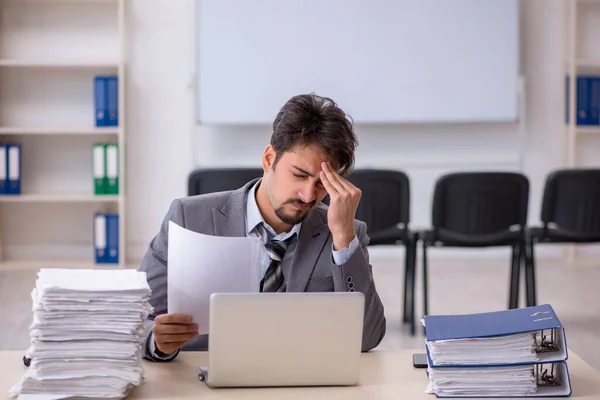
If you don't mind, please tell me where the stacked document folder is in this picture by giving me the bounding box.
[423,304,572,398]
[9,269,153,400]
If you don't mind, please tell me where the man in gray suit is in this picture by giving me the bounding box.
[139,93,386,361]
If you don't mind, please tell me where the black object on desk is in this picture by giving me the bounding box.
[412,353,428,368]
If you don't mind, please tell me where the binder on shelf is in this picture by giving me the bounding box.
[577,76,590,125]
[106,213,119,264]
[7,144,21,195]
[92,143,106,195]
[94,213,107,264]
[565,76,593,125]
[424,304,568,368]
[590,77,600,126]
[107,76,119,127]
[94,76,108,127]
[0,144,6,194]
[106,144,119,195]
[94,213,119,264]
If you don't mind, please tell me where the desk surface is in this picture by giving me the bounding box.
[2,350,600,399]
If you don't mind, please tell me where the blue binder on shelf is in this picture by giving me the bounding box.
[106,76,119,127]
[565,76,595,125]
[577,76,590,125]
[94,213,107,263]
[106,213,119,264]
[7,144,21,195]
[94,76,108,127]
[94,213,119,264]
[590,77,600,126]
[424,304,568,368]
[0,144,7,195]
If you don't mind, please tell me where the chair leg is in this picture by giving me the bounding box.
[408,237,417,336]
[509,244,520,309]
[403,242,410,324]
[525,239,537,307]
[422,241,429,318]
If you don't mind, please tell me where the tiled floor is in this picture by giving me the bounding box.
[1,255,599,371]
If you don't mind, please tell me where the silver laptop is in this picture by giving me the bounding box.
[198,291,365,388]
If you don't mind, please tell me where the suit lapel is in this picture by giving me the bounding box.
[213,179,258,237]
[286,208,329,292]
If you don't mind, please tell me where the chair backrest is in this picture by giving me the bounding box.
[345,169,410,231]
[540,169,600,233]
[188,168,263,196]
[432,172,529,234]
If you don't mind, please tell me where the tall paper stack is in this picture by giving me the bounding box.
[9,269,153,400]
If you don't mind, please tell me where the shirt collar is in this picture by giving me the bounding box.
[246,179,302,240]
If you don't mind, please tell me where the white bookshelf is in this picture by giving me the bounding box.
[0,60,119,68]
[576,59,600,70]
[0,0,126,268]
[576,126,600,135]
[0,127,118,135]
[562,0,600,263]
[0,194,121,203]
[0,259,99,272]
[563,0,600,167]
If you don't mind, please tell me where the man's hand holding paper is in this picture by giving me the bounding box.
[152,313,199,355]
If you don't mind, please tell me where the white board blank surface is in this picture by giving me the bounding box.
[197,0,519,125]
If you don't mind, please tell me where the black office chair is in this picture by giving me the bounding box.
[419,172,530,319]
[188,168,264,196]
[344,169,417,335]
[525,169,600,308]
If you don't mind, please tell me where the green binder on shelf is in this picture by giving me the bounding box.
[106,143,119,195]
[92,143,106,195]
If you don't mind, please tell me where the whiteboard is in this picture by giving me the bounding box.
[196,0,519,125]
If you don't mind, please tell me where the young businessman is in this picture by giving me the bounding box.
[139,93,386,361]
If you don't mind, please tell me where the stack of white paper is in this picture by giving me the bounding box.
[9,269,153,400]
[427,365,537,397]
[426,332,538,366]
[425,334,539,397]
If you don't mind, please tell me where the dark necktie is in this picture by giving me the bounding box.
[260,239,291,292]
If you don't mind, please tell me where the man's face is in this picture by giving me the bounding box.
[263,144,334,226]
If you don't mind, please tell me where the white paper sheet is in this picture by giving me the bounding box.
[426,332,538,366]
[167,221,264,334]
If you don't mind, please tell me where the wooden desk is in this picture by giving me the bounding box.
[2,350,600,399]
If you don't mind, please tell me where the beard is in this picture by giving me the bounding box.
[274,199,315,226]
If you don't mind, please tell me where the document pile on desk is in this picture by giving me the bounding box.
[423,305,572,398]
[9,268,153,400]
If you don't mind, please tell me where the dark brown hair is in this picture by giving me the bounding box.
[270,93,358,177]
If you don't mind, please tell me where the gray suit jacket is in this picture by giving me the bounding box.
[139,179,386,360]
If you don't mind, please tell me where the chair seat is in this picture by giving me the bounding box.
[528,226,600,243]
[368,226,413,246]
[420,228,523,247]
